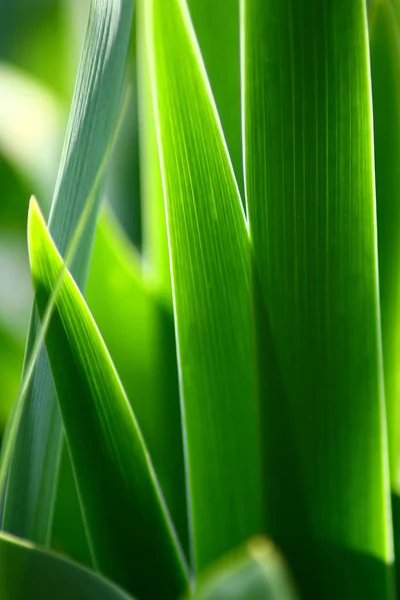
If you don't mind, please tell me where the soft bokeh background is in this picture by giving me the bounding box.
[0,0,141,433]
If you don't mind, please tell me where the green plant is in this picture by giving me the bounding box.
[1,0,400,598]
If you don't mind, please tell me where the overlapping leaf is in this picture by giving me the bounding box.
[27,198,189,599]
[1,0,134,546]
[147,0,263,572]
[86,207,188,554]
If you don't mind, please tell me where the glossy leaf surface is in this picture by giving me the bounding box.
[1,0,134,546]
[242,0,394,596]
[147,0,262,572]
[28,199,188,599]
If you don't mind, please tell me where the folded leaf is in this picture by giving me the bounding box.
[28,198,189,599]
[0,532,134,600]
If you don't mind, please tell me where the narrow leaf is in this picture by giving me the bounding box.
[86,207,188,554]
[369,0,400,488]
[137,0,171,300]
[27,198,189,599]
[147,0,263,572]
[1,0,133,546]
[242,0,395,596]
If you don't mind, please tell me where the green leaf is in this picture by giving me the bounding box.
[27,198,189,599]
[187,0,242,195]
[1,0,133,546]
[137,0,171,300]
[147,0,263,572]
[185,538,299,600]
[51,442,92,568]
[242,0,395,596]
[86,207,188,555]
[0,531,134,600]
[0,325,24,435]
[369,0,400,489]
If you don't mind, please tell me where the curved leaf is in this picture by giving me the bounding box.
[86,207,188,555]
[1,0,134,546]
[0,532,134,600]
[27,198,189,599]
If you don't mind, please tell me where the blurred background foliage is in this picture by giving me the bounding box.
[0,0,142,429]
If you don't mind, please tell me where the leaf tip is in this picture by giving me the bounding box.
[27,195,46,284]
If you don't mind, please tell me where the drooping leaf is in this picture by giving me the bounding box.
[369,0,400,488]
[86,207,188,555]
[242,0,395,596]
[0,531,134,600]
[27,198,189,599]
[147,0,263,572]
[1,0,134,546]
[185,538,299,600]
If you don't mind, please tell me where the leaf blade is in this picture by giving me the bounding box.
[0,532,134,600]
[86,207,188,555]
[1,0,134,546]
[147,0,263,572]
[369,0,400,488]
[28,198,189,599]
[242,0,394,595]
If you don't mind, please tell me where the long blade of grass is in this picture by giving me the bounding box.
[147,0,263,573]
[1,0,133,546]
[0,532,135,600]
[369,0,400,489]
[185,538,299,600]
[27,198,189,599]
[242,0,395,596]
[85,207,188,555]
[187,0,242,195]
[136,0,171,300]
